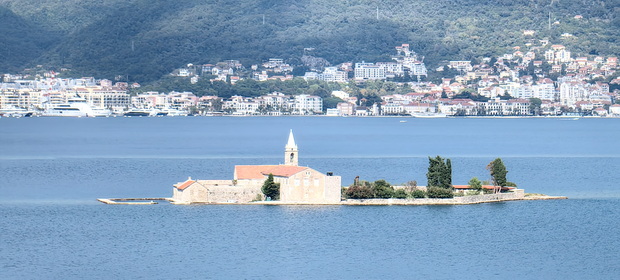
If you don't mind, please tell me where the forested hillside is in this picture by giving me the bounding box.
[0,0,617,82]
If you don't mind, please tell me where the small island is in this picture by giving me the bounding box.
[99,130,565,205]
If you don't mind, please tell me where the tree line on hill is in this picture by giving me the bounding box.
[0,0,617,83]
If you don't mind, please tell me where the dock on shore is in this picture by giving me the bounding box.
[522,195,568,200]
[97,198,171,205]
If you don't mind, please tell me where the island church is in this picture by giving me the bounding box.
[172,130,342,204]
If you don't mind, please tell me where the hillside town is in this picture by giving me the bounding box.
[1,40,618,117]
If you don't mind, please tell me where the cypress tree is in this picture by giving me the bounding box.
[487,158,508,187]
[445,158,452,189]
[261,173,280,200]
[427,156,453,189]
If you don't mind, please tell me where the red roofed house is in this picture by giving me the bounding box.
[593,107,608,116]
[172,130,342,204]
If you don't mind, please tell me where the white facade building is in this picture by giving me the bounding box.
[319,67,348,83]
[559,80,607,107]
[293,94,323,115]
[354,62,386,80]
[74,87,130,111]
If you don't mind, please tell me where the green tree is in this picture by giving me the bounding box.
[345,185,373,199]
[261,173,280,200]
[345,180,374,199]
[410,189,426,198]
[426,186,454,198]
[468,177,483,192]
[393,189,408,199]
[446,159,452,187]
[487,158,508,188]
[323,96,344,111]
[499,91,512,100]
[426,156,453,189]
[372,179,394,198]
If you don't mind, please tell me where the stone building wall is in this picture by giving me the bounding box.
[277,169,342,203]
[203,185,262,203]
[173,180,263,203]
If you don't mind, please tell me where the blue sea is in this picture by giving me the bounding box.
[1,117,619,279]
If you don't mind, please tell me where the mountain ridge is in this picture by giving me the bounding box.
[0,0,617,82]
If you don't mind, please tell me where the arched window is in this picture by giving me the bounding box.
[290,152,295,162]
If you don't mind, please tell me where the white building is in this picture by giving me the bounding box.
[354,62,386,81]
[559,80,607,107]
[318,67,348,83]
[293,94,323,115]
[74,87,130,111]
[0,89,47,109]
[257,92,290,112]
[449,61,473,72]
[482,99,531,115]
[132,92,170,109]
[223,95,260,115]
[545,45,572,64]
[376,62,404,78]
[609,104,620,116]
[381,102,405,115]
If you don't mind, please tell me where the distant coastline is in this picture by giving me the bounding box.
[4,114,620,119]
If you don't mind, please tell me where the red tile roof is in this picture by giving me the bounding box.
[175,180,196,190]
[262,165,308,177]
[235,165,308,180]
[235,165,279,180]
[453,185,514,191]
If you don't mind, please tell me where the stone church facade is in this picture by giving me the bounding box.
[172,131,342,204]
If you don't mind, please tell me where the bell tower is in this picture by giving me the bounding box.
[284,130,298,166]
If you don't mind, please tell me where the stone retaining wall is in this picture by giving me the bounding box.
[343,190,525,205]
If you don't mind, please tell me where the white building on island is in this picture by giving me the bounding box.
[172,130,342,204]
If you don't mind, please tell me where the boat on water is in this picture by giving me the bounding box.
[42,98,111,117]
[155,108,189,117]
[0,106,35,117]
[124,108,157,117]
[411,113,447,118]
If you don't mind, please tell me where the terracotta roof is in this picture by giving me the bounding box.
[453,185,513,190]
[235,165,279,180]
[235,165,309,180]
[262,165,308,177]
[175,180,196,190]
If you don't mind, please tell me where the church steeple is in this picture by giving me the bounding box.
[284,129,298,166]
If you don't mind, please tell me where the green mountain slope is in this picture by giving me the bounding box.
[0,0,618,82]
[0,6,59,72]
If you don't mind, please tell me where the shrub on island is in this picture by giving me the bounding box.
[426,186,454,198]
[345,179,395,199]
[345,184,375,199]
[373,180,395,198]
[410,189,427,198]
[393,189,408,199]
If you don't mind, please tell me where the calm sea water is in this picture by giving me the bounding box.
[1,117,619,279]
